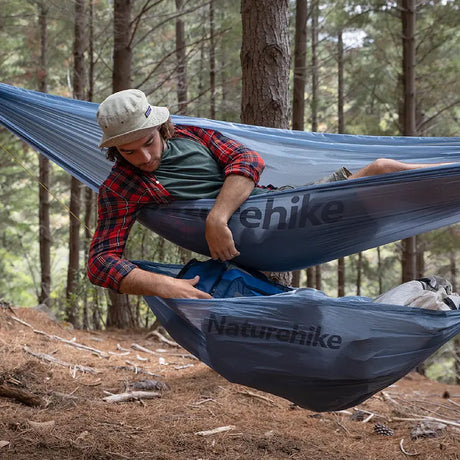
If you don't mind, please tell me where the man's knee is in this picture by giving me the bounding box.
[368,158,402,175]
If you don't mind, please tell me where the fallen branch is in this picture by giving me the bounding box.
[237,389,279,407]
[23,346,99,375]
[33,330,109,358]
[131,343,158,355]
[103,390,160,403]
[0,382,43,407]
[195,425,236,436]
[9,315,33,329]
[399,439,419,456]
[392,416,460,429]
[148,330,179,347]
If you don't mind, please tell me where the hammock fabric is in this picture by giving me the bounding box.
[138,260,460,412]
[2,83,460,269]
[1,83,460,411]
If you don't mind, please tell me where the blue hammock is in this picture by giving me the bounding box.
[2,83,460,269]
[1,83,460,411]
[138,260,460,412]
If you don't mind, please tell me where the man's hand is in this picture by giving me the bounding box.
[156,275,212,299]
[205,214,240,261]
[120,268,212,299]
[206,174,255,261]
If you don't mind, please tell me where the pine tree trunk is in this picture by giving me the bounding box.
[309,0,322,288]
[66,0,86,326]
[175,0,187,114]
[37,1,51,308]
[241,0,290,129]
[106,0,136,328]
[377,246,383,295]
[113,0,133,92]
[291,0,308,288]
[176,0,191,264]
[356,252,362,296]
[416,234,424,279]
[241,0,291,286]
[400,0,417,283]
[337,29,345,297]
[450,251,457,292]
[209,0,216,119]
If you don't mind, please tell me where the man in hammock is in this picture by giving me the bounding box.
[87,89,449,299]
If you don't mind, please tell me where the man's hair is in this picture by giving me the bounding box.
[106,118,175,163]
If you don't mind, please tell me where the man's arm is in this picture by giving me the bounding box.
[205,174,255,261]
[119,268,212,299]
[174,126,265,261]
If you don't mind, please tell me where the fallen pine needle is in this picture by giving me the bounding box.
[195,425,236,436]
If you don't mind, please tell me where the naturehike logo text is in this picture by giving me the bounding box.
[239,193,344,229]
[197,193,344,230]
[206,313,342,350]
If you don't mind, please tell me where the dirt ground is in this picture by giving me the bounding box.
[0,307,459,460]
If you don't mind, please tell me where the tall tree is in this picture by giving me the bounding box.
[106,0,135,328]
[35,0,51,308]
[209,0,216,119]
[113,0,133,92]
[175,0,192,264]
[241,0,291,286]
[291,0,308,288]
[66,0,86,326]
[337,28,345,297]
[400,0,417,283]
[308,0,321,290]
[175,0,187,114]
[241,0,290,128]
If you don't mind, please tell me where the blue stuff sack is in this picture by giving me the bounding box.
[177,259,293,298]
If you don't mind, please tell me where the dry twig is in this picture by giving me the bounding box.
[103,390,160,403]
[195,425,236,436]
[148,330,179,347]
[23,346,99,374]
[236,389,279,407]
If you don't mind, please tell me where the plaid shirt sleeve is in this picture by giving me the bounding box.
[174,125,265,183]
[87,163,171,292]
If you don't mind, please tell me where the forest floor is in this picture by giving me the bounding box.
[0,307,459,460]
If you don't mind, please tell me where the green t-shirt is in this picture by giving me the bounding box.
[154,137,265,199]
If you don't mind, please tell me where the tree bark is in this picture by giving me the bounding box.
[400,0,417,283]
[337,29,345,297]
[37,0,51,308]
[66,0,86,326]
[291,0,308,288]
[113,0,133,92]
[310,0,319,132]
[310,0,321,289]
[356,252,362,296]
[241,0,290,129]
[241,0,291,286]
[176,0,188,114]
[209,0,216,119]
[107,0,139,327]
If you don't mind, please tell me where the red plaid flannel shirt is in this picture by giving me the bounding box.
[87,125,265,292]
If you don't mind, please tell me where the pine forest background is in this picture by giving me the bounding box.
[0,0,459,380]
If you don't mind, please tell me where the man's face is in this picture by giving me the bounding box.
[117,128,164,172]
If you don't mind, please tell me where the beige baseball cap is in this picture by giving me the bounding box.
[97,89,170,148]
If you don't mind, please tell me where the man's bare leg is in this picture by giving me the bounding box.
[349,158,453,179]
